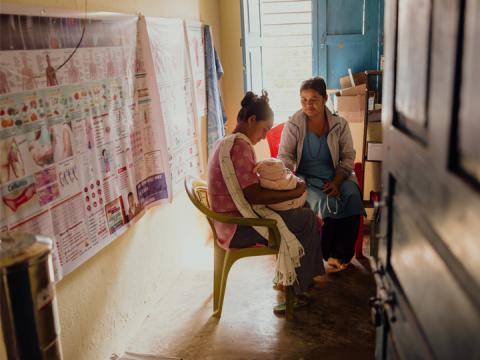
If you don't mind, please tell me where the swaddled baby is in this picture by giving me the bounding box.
[253,158,307,211]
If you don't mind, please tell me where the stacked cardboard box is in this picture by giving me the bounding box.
[335,72,367,123]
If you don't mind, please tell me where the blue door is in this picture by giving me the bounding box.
[313,0,383,88]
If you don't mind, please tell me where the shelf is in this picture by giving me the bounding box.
[364,70,382,76]
[367,109,382,122]
[361,71,383,203]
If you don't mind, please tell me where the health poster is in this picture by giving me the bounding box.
[0,7,171,279]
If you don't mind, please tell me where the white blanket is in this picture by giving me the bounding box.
[253,158,307,211]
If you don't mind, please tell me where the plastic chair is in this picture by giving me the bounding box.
[265,122,285,158]
[184,176,295,320]
[265,123,365,258]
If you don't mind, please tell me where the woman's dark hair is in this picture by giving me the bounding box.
[237,90,273,123]
[300,77,327,97]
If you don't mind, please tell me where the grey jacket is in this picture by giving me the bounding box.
[278,109,358,185]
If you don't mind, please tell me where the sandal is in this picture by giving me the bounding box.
[273,295,311,315]
[327,257,350,273]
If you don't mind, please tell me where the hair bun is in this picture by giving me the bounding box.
[241,91,257,108]
[260,90,270,104]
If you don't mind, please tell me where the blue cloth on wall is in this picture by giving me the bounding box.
[204,25,227,156]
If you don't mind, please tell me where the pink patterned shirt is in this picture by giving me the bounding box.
[207,137,259,249]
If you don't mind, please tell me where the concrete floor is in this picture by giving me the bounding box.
[126,252,376,360]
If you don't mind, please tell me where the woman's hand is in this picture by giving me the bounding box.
[294,179,307,196]
[322,181,340,198]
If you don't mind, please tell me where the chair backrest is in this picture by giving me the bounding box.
[184,176,220,242]
[265,122,285,158]
[184,176,210,210]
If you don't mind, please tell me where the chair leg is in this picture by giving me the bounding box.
[213,245,226,311]
[285,286,294,321]
[213,251,236,318]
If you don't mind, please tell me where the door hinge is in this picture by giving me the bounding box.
[370,261,397,325]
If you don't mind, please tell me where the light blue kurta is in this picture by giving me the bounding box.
[297,130,363,219]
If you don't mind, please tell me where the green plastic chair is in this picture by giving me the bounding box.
[184,176,295,320]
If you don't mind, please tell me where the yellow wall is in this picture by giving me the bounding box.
[0,1,219,359]
[1,0,223,47]
[219,0,243,134]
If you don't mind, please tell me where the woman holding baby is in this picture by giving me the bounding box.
[279,77,364,271]
[207,91,325,314]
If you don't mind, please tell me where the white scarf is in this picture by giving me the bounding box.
[219,133,304,285]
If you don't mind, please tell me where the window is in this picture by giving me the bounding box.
[241,0,383,122]
[241,0,312,123]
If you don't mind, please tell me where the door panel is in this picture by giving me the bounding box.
[374,0,480,358]
[247,0,262,35]
[248,47,263,94]
[241,0,264,93]
[394,0,431,140]
[326,41,375,86]
[315,0,381,88]
[455,0,480,184]
[326,0,364,35]
[390,190,480,358]
[384,279,433,360]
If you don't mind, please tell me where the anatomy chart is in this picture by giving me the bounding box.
[185,21,207,119]
[185,21,207,173]
[144,17,202,194]
[0,9,171,279]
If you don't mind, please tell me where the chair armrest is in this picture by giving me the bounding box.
[212,213,281,249]
[213,213,275,227]
[183,177,281,249]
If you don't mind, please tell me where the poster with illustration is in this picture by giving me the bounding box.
[144,17,202,193]
[0,6,172,280]
[1,175,39,220]
[104,196,127,234]
[186,21,207,118]
[125,190,141,222]
[0,7,209,279]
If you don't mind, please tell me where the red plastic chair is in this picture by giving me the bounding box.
[265,122,285,158]
[266,123,365,258]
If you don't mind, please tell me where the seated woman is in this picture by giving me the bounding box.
[207,91,325,313]
[278,77,364,271]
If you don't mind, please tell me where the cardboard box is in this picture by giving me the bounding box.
[367,142,384,161]
[339,83,366,96]
[340,72,366,89]
[367,122,383,141]
[336,93,365,123]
